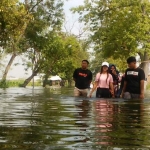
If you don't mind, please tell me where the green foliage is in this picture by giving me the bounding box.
[0,79,41,88]
[55,34,89,81]
[0,80,8,88]
[0,0,90,87]
[24,0,64,46]
[0,0,31,47]
[19,0,65,82]
[107,56,127,72]
[21,30,89,87]
[0,0,31,81]
[146,83,150,90]
[0,0,64,83]
[72,0,150,72]
[90,51,105,75]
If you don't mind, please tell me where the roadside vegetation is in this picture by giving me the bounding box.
[0,0,150,88]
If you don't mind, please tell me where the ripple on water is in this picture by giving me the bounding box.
[0,87,150,150]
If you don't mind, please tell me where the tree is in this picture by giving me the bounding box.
[0,0,31,45]
[0,0,31,82]
[21,32,89,87]
[72,0,150,78]
[21,32,65,87]
[58,34,89,86]
[0,0,64,85]
[19,0,64,87]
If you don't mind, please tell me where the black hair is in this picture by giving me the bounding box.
[109,64,116,74]
[109,64,119,73]
[82,60,89,64]
[127,56,136,64]
[110,64,116,70]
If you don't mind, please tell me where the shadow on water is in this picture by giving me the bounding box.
[0,87,150,150]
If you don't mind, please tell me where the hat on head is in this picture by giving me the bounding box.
[127,56,136,64]
[102,62,109,67]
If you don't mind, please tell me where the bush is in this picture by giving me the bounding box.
[0,80,9,88]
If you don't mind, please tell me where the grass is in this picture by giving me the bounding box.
[0,79,42,88]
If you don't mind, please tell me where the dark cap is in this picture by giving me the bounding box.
[127,56,136,64]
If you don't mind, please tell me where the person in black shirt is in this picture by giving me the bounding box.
[121,56,145,100]
[73,60,93,97]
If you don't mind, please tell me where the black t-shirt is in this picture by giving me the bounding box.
[73,68,92,89]
[120,74,125,88]
[125,67,145,94]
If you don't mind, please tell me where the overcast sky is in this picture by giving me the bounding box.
[63,0,84,35]
[1,0,84,78]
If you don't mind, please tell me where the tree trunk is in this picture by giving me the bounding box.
[68,80,72,87]
[139,52,149,80]
[42,74,49,87]
[21,70,39,87]
[2,53,17,81]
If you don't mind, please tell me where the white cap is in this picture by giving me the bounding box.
[102,62,109,67]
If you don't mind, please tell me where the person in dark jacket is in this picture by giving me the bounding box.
[109,64,120,97]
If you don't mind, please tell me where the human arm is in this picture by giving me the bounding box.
[109,74,114,97]
[120,70,127,98]
[73,69,77,81]
[89,81,98,98]
[120,81,127,98]
[109,82,114,98]
[88,71,93,85]
[139,69,145,99]
[139,80,144,99]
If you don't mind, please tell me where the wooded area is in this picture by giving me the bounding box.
[72,0,150,77]
[0,0,150,88]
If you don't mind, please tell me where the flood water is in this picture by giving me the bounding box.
[0,87,150,150]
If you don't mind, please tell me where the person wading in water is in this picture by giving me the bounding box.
[89,62,114,98]
[73,60,93,97]
[121,56,145,100]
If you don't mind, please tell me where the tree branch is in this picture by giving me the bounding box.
[29,0,43,12]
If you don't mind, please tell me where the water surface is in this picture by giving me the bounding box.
[0,87,150,150]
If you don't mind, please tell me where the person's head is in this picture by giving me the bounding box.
[127,56,136,69]
[81,60,89,69]
[100,62,109,73]
[110,65,116,71]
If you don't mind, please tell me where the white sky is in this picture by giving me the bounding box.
[0,0,84,79]
[62,0,84,35]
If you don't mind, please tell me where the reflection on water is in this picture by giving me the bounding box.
[0,87,150,149]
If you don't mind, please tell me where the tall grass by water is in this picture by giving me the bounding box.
[0,79,41,88]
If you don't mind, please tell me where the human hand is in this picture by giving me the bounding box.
[112,94,115,98]
[112,70,117,75]
[120,92,124,98]
[89,93,92,98]
[120,94,122,98]
[110,90,115,98]
[139,93,144,100]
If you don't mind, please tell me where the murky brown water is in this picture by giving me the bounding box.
[0,87,150,150]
